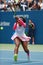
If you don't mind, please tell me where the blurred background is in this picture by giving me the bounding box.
[0,0,43,44]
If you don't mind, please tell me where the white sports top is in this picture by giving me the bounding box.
[15,24,25,36]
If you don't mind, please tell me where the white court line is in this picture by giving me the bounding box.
[0,50,23,51]
[0,50,43,52]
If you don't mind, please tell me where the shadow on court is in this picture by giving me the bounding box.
[0,50,43,65]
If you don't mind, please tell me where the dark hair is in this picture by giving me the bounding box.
[20,17,26,23]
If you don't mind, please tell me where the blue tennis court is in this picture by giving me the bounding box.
[0,50,43,65]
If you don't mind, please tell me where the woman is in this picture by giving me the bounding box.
[11,16,31,61]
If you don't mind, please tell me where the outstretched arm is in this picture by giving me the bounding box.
[18,18,26,27]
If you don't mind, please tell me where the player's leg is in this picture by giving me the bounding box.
[14,37,20,61]
[21,41,30,60]
[32,36,34,44]
[31,29,35,44]
[31,31,35,44]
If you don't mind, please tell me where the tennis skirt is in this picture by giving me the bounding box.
[11,32,31,41]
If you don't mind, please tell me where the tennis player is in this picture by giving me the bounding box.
[11,16,31,61]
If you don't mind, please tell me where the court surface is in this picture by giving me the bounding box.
[0,44,43,65]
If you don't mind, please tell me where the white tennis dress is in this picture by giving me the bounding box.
[11,24,31,41]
